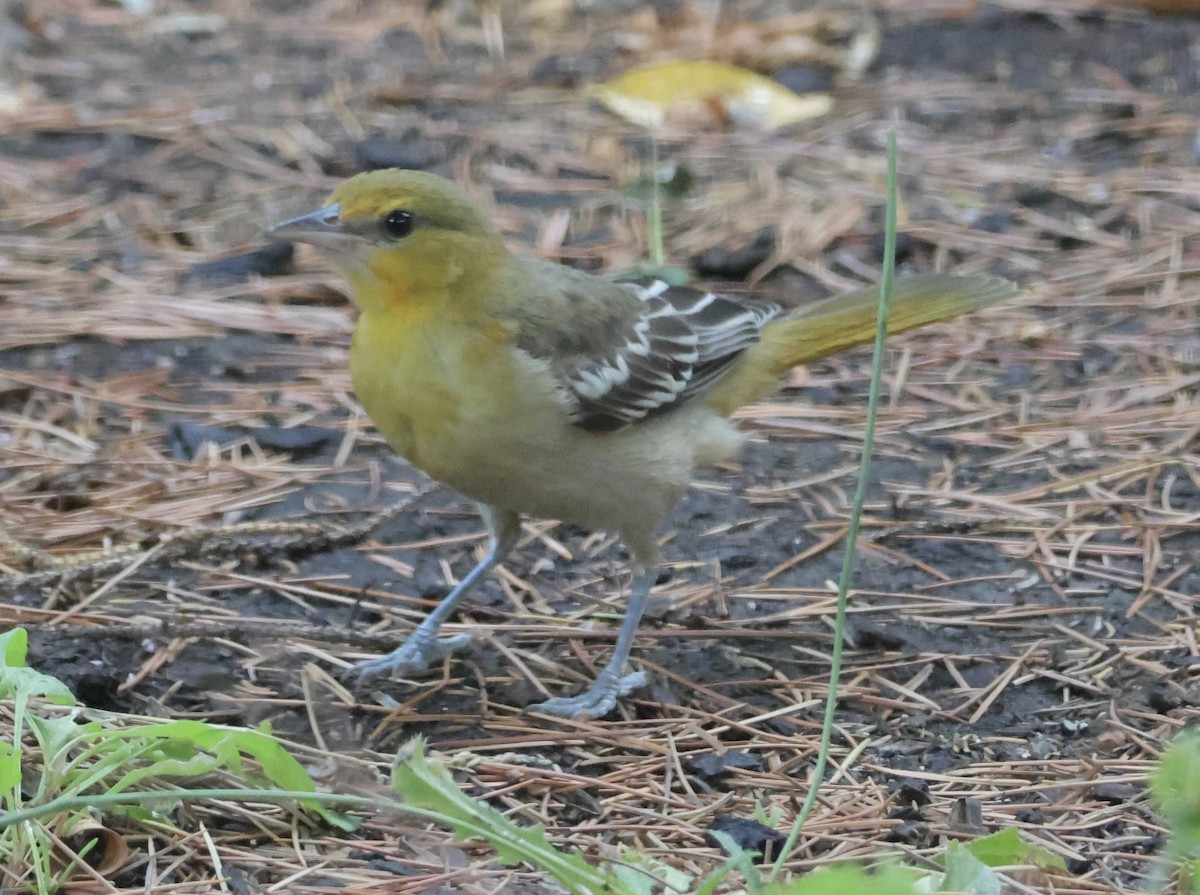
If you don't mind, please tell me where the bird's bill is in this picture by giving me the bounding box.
[267,203,352,248]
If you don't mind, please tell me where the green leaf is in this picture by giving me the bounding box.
[762,862,921,895]
[392,737,624,895]
[1153,729,1200,854]
[30,715,96,768]
[0,740,21,806]
[0,627,28,667]
[705,829,763,890]
[964,827,1067,871]
[95,720,356,831]
[940,841,1001,895]
[104,737,225,794]
[0,628,75,706]
[25,715,104,802]
[0,665,76,706]
[610,850,692,895]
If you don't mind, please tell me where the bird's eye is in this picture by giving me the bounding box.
[382,209,414,239]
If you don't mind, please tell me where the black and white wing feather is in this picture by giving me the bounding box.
[561,279,781,432]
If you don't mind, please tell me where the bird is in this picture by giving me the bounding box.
[270,168,1015,719]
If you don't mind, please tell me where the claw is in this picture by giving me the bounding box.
[349,507,519,688]
[353,632,474,683]
[529,669,647,719]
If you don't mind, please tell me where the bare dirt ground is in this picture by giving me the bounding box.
[2,1,1199,892]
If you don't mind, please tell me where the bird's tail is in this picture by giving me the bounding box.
[708,273,1017,416]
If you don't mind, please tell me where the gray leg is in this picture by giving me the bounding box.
[354,506,520,682]
[530,564,654,719]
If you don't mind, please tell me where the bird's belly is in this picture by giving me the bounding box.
[349,317,744,542]
[445,406,745,548]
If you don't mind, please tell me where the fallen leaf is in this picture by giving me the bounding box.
[589,60,832,131]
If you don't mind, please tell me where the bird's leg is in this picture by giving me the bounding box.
[354,506,520,683]
[531,564,654,719]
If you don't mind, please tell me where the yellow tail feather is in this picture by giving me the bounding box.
[708,273,1017,416]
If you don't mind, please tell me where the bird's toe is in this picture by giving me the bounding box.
[529,669,647,720]
[352,632,474,683]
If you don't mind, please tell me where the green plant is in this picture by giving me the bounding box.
[621,139,691,286]
[768,127,901,880]
[391,739,1068,895]
[0,627,354,891]
[1151,728,1200,894]
[2,622,1075,895]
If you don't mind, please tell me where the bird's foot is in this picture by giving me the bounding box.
[353,632,474,683]
[529,669,647,719]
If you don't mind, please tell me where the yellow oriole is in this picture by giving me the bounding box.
[271,169,1015,718]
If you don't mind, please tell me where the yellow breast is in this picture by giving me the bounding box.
[348,309,563,495]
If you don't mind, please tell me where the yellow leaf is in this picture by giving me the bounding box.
[589,60,832,131]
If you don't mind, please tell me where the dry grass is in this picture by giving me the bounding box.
[1,0,1198,892]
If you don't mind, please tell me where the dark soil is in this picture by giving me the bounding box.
[3,2,1198,892]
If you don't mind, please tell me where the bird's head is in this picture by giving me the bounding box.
[270,169,508,317]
